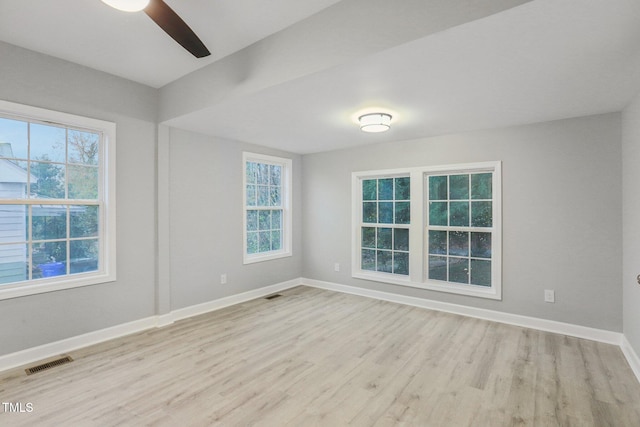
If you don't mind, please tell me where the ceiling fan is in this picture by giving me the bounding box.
[100,0,211,58]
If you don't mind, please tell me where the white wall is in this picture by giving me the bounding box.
[302,113,623,331]
[0,42,158,355]
[165,128,303,310]
[622,94,640,354]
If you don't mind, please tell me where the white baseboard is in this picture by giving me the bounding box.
[0,316,159,374]
[621,335,640,382]
[169,278,302,323]
[0,278,302,373]
[302,278,623,345]
[3,276,638,385]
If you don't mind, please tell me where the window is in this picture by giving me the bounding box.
[353,162,501,300]
[0,100,116,300]
[243,152,292,264]
[360,176,410,275]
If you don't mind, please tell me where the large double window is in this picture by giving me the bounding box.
[353,162,501,300]
[0,100,116,300]
[243,152,292,264]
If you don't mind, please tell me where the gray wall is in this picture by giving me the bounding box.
[0,42,158,355]
[302,113,623,331]
[622,93,640,354]
[166,128,303,310]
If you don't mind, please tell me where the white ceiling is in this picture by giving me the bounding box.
[2,0,640,154]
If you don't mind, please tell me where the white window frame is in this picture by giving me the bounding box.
[352,161,501,300]
[0,100,116,300]
[242,152,292,264]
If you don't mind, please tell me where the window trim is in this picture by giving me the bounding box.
[0,100,116,300]
[352,161,501,300]
[242,152,292,264]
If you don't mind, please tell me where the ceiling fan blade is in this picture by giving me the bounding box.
[144,0,211,58]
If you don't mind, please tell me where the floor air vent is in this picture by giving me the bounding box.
[265,294,283,300]
[25,355,73,375]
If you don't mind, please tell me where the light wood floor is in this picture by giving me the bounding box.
[1,286,639,426]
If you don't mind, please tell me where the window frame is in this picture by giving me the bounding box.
[352,161,501,300]
[0,100,116,300]
[242,152,292,264]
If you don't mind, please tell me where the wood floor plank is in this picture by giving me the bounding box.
[1,286,639,426]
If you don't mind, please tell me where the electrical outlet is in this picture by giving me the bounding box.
[544,289,555,303]
[220,274,227,285]
[334,263,340,272]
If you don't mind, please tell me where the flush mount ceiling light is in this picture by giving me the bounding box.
[101,0,149,12]
[359,113,392,133]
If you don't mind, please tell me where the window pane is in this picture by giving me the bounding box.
[257,163,269,184]
[378,202,393,224]
[377,228,392,250]
[246,185,257,206]
[32,208,67,240]
[449,175,469,200]
[246,210,258,231]
[258,185,269,206]
[258,210,271,230]
[271,231,281,251]
[362,179,377,201]
[70,239,98,274]
[471,232,492,259]
[0,117,28,160]
[30,123,65,163]
[449,201,469,227]
[0,243,28,284]
[30,162,65,198]
[247,232,258,254]
[428,256,447,281]
[395,177,410,200]
[259,231,271,252]
[362,227,376,248]
[471,173,492,200]
[378,178,393,200]
[429,202,447,226]
[448,231,469,256]
[449,257,469,284]
[363,202,377,223]
[394,228,409,251]
[269,187,281,207]
[362,249,376,271]
[246,162,257,184]
[395,202,410,224]
[429,176,447,200]
[271,210,282,230]
[68,130,99,166]
[470,259,491,287]
[393,252,409,275]
[0,204,28,244]
[68,165,98,199]
[70,205,98,238]
[377,250,393,273]
[428,230,447,255]
[471,201,492,227]
[269,165,281,186]
[33,241,67,277]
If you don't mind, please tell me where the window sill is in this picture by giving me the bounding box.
[352,271,501,300]
[243,250,292,265]
[0,272,116,301]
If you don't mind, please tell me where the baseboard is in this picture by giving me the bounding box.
[621,335,640,383]
[0,278,303,374]
[0,316,159,374]
[169,278,302,323]
[302,278,623,345]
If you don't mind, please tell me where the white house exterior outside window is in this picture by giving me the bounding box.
[352,161,501,300]
[0,100,116,300]
[243,152,292,264]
